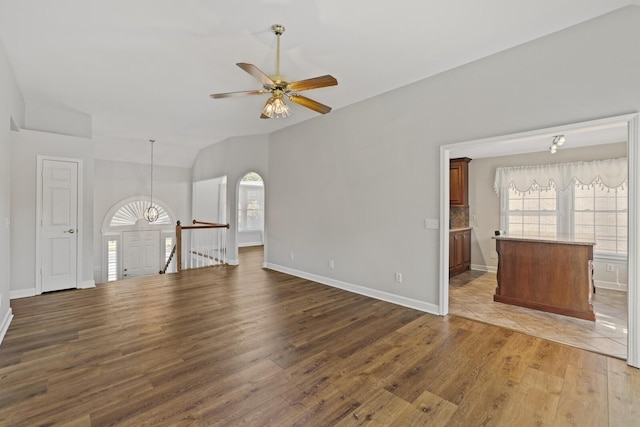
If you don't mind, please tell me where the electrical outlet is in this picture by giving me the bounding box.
[491,251,498,259]
[290,252,294,261]
[424,219,439,229]
[329,260,335,269]
[395,272,403,283]
[606,263,615,272]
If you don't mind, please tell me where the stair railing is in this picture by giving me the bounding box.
[160,244,176,274]
[175,220,230,272]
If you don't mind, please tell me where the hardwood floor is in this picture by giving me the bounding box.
[1,246,639,426]
[450,270,628,359]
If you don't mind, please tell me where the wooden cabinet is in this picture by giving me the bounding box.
[450,157,471,207]
[449,228,471,277]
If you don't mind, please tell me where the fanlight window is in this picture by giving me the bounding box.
[109,200,171,226]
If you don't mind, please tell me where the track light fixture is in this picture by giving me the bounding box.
[549,134,565,154]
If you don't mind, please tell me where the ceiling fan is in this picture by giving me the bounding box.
[210,24,338,119]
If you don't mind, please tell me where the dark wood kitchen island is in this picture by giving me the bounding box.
[493,235,596,321]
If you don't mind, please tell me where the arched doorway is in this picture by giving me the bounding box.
[236,172,265,262]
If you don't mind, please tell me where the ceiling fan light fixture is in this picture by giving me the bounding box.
[261,94,292,119]
[210,23,337,117]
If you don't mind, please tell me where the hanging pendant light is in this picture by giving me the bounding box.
[144,139,159,223]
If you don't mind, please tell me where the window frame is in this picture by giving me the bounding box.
[570,183,628,258]
[501,182,628,258]
[503,185,560,239]
[237,181,264,233]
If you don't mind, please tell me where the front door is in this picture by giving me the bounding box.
[41,159,78,292]
[122,230,160,278]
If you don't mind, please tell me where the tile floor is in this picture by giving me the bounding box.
[449,270,628,359]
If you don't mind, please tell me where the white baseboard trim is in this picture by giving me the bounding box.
[79,280,96,289]
[10,288,36,299]
[471,264,497,274]
[11,281,97,298]
[595,280,628,292]
[0,308,13,346]
[264,263,440,315]
[238,242,264,247]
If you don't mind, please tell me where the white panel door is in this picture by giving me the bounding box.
[122,230,160,278]
[41,160,78,292]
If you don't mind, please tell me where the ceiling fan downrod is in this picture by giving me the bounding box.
[272,24,285,80]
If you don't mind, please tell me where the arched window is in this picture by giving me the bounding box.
[110,200,171,226]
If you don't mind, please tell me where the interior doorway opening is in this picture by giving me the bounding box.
[237,172,265,248]
[439,113,639,366]
[234,172,266,268]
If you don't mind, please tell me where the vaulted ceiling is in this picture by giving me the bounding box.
[0,1,636,166]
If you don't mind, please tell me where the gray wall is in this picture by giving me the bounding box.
[192,134,268,264]
[10,129,94,293]
[193,176,225,224]
[469,143,628,288]
[265,6,640,310]
[0,36,25,339]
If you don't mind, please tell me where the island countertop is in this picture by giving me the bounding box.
[492,236,595,321]
[492,234,595,246]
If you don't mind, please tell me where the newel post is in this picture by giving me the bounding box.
[176,220,182,272]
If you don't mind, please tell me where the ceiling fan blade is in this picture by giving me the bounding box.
[210,90,264,99]
[288,75,338,92]
[237,63,274,87]
[288,94,332,114]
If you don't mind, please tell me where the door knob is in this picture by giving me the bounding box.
[64,229,75,234]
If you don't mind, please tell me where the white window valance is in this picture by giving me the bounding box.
[493,157,627,195]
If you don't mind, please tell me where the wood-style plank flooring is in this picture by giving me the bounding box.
[450,270,628,359]
[1,246,640,426]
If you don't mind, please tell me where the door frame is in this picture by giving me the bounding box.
[35,155,84,295]
[438,113,639,367]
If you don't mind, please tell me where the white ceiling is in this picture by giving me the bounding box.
[0,0,636,167]
[450,121,629,160]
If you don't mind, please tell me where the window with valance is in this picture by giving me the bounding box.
[494,158,628,256]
